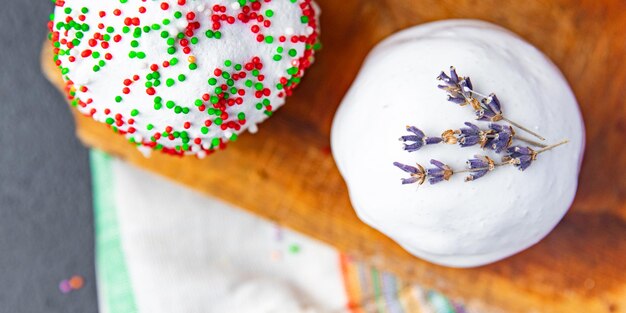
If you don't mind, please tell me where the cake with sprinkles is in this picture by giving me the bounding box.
[48,0,320,158]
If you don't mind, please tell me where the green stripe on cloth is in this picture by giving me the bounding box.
[427,291,458,313]
[370,268,386,313]
[91,150,137,313]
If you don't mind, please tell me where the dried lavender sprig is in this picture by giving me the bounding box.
[394,158,493,185]
[437,66,546,141]
[400,123,546,154]
[394,140,569,185]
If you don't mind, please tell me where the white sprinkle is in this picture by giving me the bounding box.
[248,124,259,134]
[137,146,153,158]
[176,19,188,29]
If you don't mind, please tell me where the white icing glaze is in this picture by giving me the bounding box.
[52,0,319,157]
[331,20,585,268]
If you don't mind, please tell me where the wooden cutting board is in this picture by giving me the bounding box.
[43,0,626,312]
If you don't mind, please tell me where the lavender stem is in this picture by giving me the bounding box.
[469,89,491,99]
[502,117,546,141]
[514,135,547,148]
[536,140,569,154]
[457,163,504,174]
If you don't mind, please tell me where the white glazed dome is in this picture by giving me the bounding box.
[331,20,585,268]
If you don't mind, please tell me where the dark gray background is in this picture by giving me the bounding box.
[0,1,98,312]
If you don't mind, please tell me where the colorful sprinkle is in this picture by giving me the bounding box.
[59,275,85,294]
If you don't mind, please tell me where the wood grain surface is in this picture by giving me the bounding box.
[43,0,626,312]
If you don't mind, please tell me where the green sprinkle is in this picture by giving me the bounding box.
[289,244,301,254]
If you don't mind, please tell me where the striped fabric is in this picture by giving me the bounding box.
[340,254,467,313]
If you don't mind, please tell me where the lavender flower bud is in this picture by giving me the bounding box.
[465,156,495,181]
[437,66,474,105]
[393,162,426,185]
[400,126,442,152]
[426,159,454,185]
[477,94,504,122]
[458,122,488,148]
[487,123,514,153]
[505,146,537,171]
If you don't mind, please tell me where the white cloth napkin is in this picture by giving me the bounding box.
[92,151,346,313]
